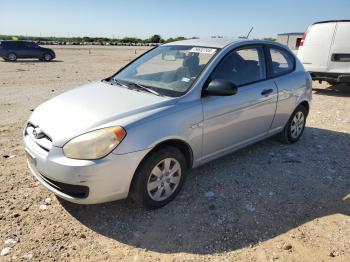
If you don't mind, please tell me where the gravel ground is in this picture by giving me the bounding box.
[0,46,349,261]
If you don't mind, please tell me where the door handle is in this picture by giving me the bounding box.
[261,89,273,96]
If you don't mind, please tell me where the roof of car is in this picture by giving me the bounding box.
[277,32,304,36]
[1,40,33,43]
[163,38,242,48]
[313,20,350,25]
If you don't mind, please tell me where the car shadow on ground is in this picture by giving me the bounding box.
[313,83,350,97]
[1,60,64,63]
[60,127,349,254]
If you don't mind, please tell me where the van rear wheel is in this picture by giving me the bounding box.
[327,80,338,86]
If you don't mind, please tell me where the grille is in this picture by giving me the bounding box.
[25,123,52,152]
[39,173,89,198]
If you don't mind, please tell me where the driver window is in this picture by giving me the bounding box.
[210,46,266,86]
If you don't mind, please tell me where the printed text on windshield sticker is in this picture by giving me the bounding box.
[190,47,217,54]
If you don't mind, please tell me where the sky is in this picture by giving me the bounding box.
[1,0,350,39]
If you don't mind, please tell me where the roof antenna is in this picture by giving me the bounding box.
[239,27,254,39]
[246,27,254,39]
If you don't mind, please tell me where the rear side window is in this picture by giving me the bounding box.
[304,23,336,46]
[333,22,350,45]
[211,46,266,86]
[3,41,24,48]
[269,47,295,76]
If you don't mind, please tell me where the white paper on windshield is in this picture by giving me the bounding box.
[189,47,217,54]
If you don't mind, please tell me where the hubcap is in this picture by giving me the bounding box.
[147,158,181,201]
[9,54,16,60]
[44,54,51,61]
[290,111,305,139]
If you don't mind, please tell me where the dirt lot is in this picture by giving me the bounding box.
[0,46,349,261]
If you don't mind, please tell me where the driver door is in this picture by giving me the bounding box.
[201,45,278,161]
[24,42,42,58]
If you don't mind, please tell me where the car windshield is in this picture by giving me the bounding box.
[112,45,218,97]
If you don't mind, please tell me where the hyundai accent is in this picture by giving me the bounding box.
[24,38,312,208]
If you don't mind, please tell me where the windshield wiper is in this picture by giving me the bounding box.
[109,78,162,96]
[130,82,161,96]
[111,79,130,89]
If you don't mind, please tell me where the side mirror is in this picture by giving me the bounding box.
[203,79,238,96]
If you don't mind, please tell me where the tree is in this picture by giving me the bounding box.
[149,34,162,43]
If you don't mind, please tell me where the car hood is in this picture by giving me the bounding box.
[29,81,175,146]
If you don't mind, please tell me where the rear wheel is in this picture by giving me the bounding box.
[130,146,187,209]
[327,80,338,86]
[279,105,307,143]
[43,53,53,62]
[7,53,17,62]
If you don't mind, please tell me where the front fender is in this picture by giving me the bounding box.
[112,99,203,165]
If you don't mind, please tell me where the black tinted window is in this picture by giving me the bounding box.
[211,46,266,86]
[1,41,9,47]
[269,47,294,75]
[24,42,36,48]
[2,41,25,48]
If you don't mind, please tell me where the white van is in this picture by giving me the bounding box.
[297,20,350,85]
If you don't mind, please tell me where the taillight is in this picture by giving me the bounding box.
[299,33,307,46]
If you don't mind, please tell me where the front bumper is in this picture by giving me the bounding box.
[24,133,149,204]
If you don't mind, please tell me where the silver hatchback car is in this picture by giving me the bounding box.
[24,39,312,208]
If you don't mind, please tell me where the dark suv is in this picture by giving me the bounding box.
[0,40,56,62]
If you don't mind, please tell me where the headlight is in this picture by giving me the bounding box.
[63,126,126,160]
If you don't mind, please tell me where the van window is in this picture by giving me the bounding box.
[269,48,294,76]
[334,22,350,45]
[305,23,336,46]
[210,46,265,86]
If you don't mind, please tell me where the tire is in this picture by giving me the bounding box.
[43,53,53,62]
[130,146,187,209]
[279,105,307,144]
[7,53,17,62]
[327,80,338,86]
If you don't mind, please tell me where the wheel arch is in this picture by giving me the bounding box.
[128,138,194,193]
[299,100,310,116]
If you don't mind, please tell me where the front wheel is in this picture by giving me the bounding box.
[279,105,307,143]
[43,53,53,62]
[130,146,187,209]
